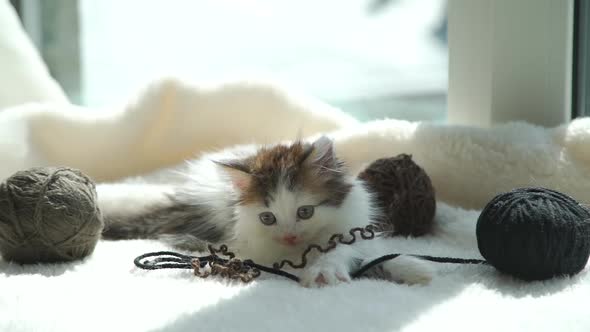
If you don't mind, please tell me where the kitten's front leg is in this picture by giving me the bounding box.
[299,245,358,288]
[299,239,434,288]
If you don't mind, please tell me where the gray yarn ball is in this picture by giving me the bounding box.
[0,167,104,264]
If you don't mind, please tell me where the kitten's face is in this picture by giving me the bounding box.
[218,136,352,248]
[238,185,334,247]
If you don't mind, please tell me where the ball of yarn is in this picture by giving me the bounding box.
[357,154,436,237]
[477,187,590,281]
[0,167,104,264]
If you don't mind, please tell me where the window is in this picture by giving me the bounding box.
[574,0,590,117]
[10,0,81,103]
[13,0,448,122]
[447,0,574,127]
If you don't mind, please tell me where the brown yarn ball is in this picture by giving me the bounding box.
[358,154,436,237]
[0,167,104,264]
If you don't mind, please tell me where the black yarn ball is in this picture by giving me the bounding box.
[476,187,590,281]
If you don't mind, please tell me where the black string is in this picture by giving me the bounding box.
[134,251,488,283]
[242,259,300,282]
[134,251,199,269]
[350,254,487,278]
[350,254,401,278]
[410,255,488,265]
[134,251,300,282]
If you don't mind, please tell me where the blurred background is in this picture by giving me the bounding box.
[10,0,448,122]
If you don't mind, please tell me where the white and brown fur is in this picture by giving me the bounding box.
[100,137,432,287]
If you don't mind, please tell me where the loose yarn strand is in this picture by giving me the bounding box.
[272,226,376,270]
[134,226,482,283]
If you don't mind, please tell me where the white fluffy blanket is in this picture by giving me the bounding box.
[1,78,590,331]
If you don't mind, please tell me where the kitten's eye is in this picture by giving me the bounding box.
[297,205,315,220]
[259,212,276,225]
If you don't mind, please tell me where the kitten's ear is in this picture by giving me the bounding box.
[303,136,336,168]
[214,160,252,191]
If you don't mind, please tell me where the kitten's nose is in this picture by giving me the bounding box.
[281,234,299,245]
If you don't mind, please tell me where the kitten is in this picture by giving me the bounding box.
[99,136,432,287]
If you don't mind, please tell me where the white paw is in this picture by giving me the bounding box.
[361,255,433,286]
[300,261,351,288]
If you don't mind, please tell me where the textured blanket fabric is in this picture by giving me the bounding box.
[1,78,590,331]
[1,204,589,332]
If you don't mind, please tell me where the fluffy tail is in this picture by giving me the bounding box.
[98,183,231,251]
